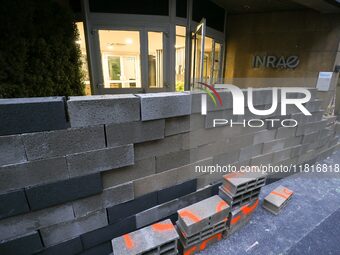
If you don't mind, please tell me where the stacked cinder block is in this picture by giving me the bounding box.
[112,219,179,255]
[263,186,293,215]
[176,195,230,254]
[218,172,265,236]
[218,172,266,209]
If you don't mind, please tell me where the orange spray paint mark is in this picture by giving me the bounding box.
[231,215,241,225]
[179,210,201,223]
[241,199,259,215]
[151,222,174,232]
[216,200,228,212]
[271,191,290,200]
[199,233,222,251]
[123,234,134,250]
[184,246,197,255]
[283,188,293,196]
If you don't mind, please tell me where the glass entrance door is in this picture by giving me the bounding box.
[191,19,206,89]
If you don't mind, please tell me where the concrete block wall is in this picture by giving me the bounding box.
[0,88,338,254]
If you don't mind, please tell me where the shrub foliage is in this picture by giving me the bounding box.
[0,0,84,98]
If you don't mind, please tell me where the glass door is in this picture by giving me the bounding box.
[191,19,206,89]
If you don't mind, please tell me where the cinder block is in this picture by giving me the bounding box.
[112,219,179,255]
[0,231,43,255]
[178,186,213,209]
[284,136,302,148]
[67,145,134,177]
[0,157,69,194]
[22,125,106,161]
[295,120,327,136]
[137,92,191,121]
[157,179,197,204]
[80,241,112,255]
[177,195,230,236]
[133,168,178,197]
[272,148,291,163]
[40,210,108,247]
[0,97,68,136]
[106,120,165,146]
[176,158,213,184]
[0,189,30,220]
[38,237,83,255]
[239,144,262,162]
[253,129,276,144]
[102,157,155,189]
[262,139,285,154]
[67,95,140,127]
[165,116,191,136]
[180,232,222,255]
[81,216,136,250]
[228,199,259,236]
[263,186,293,215]
[0,134,27,166]
[220,172,266,198]
[107,192,157,225]
[0,204,74,241]
[302,132,320,144]
[155,149,192,173]
[136,199,180,228]
[134,134,185,160]
[219,186,261,209]
[73,182,134,218]
[250,153,273,166]
[191,90,234,114]
[25,173,103,211]
[213,149,240,165]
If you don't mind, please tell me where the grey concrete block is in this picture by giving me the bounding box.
[22,125,106,161]
[177,195,230,236]
[221,172,266,197]
[112,219,179,255]
[0,204,74,241]
[67,95,140,127]
[37,237,83,255]
[133,168,178,197]
[0,157,69,194]
[213,149,240,165]
[25,173,103,210]
[263,186,293,215]
[253,129,276,144]
[191,90,234,114]
[137,92,191,121]
[0,189,30,220]
[155,149,192,173]
[0,97,68,136]
[302,132,320,144]
[262,139,286,154]
[165,116,191,136]
[73,182,134,218]
[272,148,292,163]
[176,158,213,184]
[102,157,155,189]
[0,231,43,255]
[239,144,263,162]
[250,153,273,166]
[135,199,180,228]
[106,120,164,146]
[284,136,302,148]
[0,134,27,166]
[40,210,108,247]
[67,145,134,177]
[295,120,327,136]
[219,186,261,209]
[134,134,185,160]
[80,241,112,255]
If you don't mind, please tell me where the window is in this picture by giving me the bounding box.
[75,22,91,95]
[175,26,186,91]
[212,42,221,83]
[148,32,164,88]
[98,30,141,88]
[203,36,213,83]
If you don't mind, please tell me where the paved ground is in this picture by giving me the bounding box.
[200,149,340,255]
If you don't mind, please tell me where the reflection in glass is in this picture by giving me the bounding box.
[148,32,164,88]
[175,26,186,91]
[98,30,141,88]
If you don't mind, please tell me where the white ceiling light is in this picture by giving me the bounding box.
[125,38,133,45]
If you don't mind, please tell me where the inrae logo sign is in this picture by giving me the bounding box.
[199,83,312,128]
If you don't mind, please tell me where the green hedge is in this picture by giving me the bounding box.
[0,0,84,98]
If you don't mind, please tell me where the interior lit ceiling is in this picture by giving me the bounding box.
[212,0,340,13]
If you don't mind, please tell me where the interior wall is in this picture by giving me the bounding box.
[224,10,340,88]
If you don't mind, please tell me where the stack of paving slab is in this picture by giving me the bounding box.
[262,186,294,215]
[218,172,266,236]
[111,219,179,255]
[176,195,230,254]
